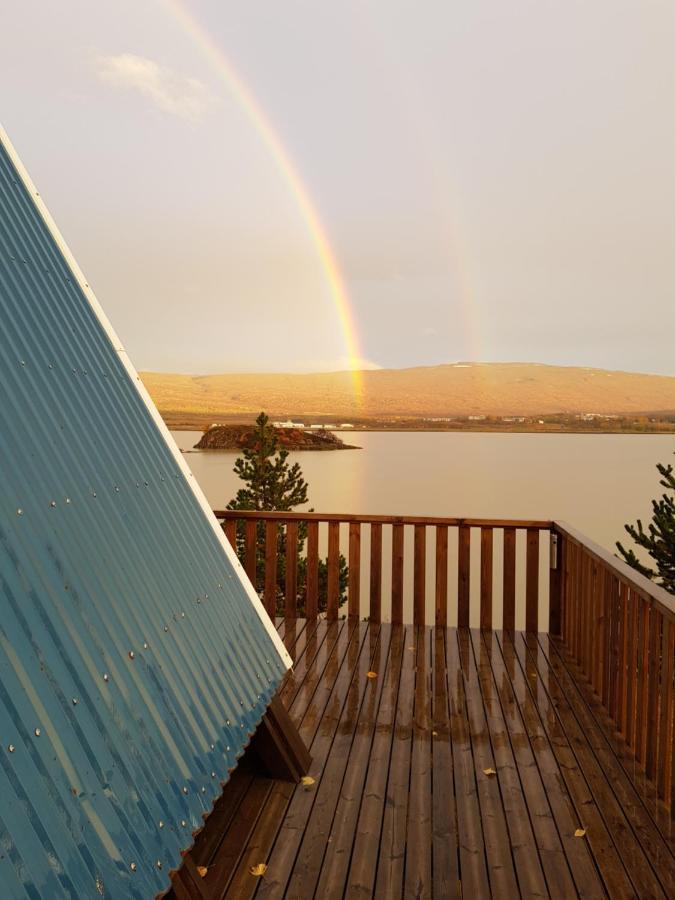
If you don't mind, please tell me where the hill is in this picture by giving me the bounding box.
[140,362,675,426]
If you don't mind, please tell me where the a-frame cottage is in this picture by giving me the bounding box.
[0,127,308,898]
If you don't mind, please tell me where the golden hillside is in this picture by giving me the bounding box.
[140,363,675,424]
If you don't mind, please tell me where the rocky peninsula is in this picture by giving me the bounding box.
[194,425,359,451]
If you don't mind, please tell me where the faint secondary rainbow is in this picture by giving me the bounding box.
[161,0,365,403]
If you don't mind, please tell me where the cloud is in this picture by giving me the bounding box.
[96,53,214,122]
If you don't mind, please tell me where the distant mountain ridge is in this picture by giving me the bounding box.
[140,362,675,422]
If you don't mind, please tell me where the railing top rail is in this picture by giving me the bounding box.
[213,510,553,529]
[553,520,675,619]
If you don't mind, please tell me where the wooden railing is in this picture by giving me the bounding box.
[553,521,674,815]
[215,510,674,815]
[215,511,555,631]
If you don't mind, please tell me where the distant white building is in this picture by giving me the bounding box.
[340,423,354,428]
[272,420,305,429]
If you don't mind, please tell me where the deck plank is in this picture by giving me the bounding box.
[523,632,668,898]
[469,628,549,897]
[314,625,393,897]
[513,632,638,898]
[374,624,418,897]
[224,619,358,899]
[481,631,578,898]
[552,635,675,848]
[430,629,460,897]
[254,622,371,898]
[446,628,491,896]
[457,628,520,895]
[285,625,386,897]
[496,630,606,899]
[539,634,674,895]
[345,626,406,898]
[172,621,675,900]
[404,627,433,899]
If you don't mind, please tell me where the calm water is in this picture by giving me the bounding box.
[172,430,674,552]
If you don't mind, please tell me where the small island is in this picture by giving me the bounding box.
[194,424,359,451]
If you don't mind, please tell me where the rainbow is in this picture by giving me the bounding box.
[161,0,365,403]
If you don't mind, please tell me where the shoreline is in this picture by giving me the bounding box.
[166,421,675,436]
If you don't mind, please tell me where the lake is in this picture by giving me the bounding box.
[171,430,674,553]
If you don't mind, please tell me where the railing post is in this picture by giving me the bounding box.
[348,522,361,620]
[285,521,298,618]
[549,529,563,637]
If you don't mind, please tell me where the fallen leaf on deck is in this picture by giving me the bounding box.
[197,866,208,878]
[574,828,586,838]
[483,767,497,776]
[301,775,315,786]
[367,671,378,679]
[249,863,268,877]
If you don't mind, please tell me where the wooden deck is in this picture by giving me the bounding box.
[180,617,674,899]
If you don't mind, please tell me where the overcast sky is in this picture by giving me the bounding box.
[2,1,674,374]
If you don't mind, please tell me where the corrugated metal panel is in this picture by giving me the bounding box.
[0,130,290,898]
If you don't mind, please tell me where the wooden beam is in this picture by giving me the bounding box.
[249,695,312,783]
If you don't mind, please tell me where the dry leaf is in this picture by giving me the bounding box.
[367,671,378,679]
[249,863,267,877]
[301,775,315,786]
[574,828,586,838]
[197,866,208,878]
[483,767,497,776]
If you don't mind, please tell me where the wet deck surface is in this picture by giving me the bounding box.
[185,618,674,899]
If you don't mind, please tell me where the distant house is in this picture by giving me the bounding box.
[273,419,305,429]
[340,423,355,428]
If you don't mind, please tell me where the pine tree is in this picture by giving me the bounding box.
[616,453,675,594]
[228,412,309,512]
[227,412,348,614]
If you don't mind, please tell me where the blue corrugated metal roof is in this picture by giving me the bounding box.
[0,129,290,898]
